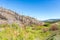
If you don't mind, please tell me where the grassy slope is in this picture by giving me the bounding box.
[0,23,60,40]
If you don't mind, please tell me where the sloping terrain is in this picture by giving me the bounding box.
[0,7,43,27]
[0,7,60,40]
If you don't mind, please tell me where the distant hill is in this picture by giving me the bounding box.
[43,19,60,23]
[0,7,43,27]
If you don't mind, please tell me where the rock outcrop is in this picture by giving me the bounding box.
[0,7,43,27]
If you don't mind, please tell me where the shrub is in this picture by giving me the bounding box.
[49,23,58,31]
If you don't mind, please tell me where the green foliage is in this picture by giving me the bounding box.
[44,22,50,27]
[0,24,10,28]
[0,23,59,40]
[11,23,19,29]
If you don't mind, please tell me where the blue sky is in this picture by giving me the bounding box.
[0,0,60,20]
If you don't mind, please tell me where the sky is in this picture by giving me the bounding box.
[0,0,60,20]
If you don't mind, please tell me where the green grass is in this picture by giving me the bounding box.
[0,23,59,40]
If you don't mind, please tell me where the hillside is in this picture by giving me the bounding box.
[0,7,43,27]
[0,7,60,40]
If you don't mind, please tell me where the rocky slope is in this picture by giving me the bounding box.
[0,7,43,27]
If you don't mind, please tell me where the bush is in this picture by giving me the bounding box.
[49,24,58,31]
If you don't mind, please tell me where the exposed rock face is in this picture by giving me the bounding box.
[0,7,43,27]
